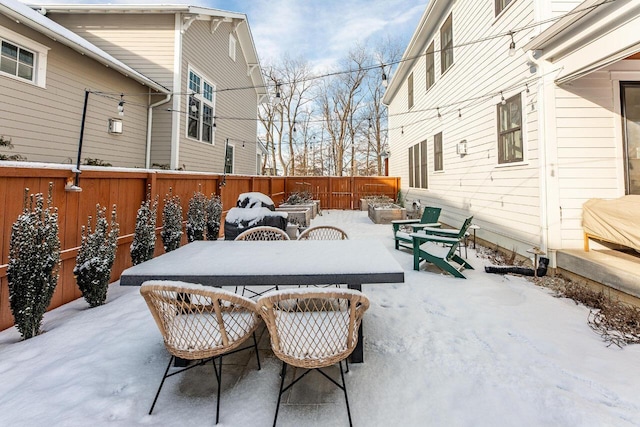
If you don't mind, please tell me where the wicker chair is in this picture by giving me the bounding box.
[257,288,370,427]
[140,281,262,424]
[235,225,290,241]
[297,225,349,240]
[234,226,289,298]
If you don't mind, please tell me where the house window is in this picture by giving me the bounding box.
[408,72,414,109]
[229,33,236,61]
[187,69,216,143]
[425,42,435,91]
[408,146,414,187]
[0,27,48,87]
[224,143,234,174]
[420,139,428,188]
[495,0,514,16]
[497,93,523,164]
[434,132,443,171]
[440,14,453,75]
[413,143,420,187]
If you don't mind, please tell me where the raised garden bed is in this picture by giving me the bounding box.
[368,203,406,224]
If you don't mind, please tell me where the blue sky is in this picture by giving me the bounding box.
[29,0,428,70]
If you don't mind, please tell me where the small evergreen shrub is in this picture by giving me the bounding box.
[7,184,60,339]
[161,188,183,251]
[186,189,207,242]
[206,194,223,240]
[74,205,119,307]
[131,190,158,265]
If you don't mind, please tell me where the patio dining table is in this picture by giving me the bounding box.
[120,239,405,363]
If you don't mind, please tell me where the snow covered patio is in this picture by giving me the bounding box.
[1,210,639,426]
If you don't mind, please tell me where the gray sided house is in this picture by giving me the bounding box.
[0,0,169,167]
[40,4,267,175]
[383,0,640,269]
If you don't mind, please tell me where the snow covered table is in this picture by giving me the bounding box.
[121,240,404,362]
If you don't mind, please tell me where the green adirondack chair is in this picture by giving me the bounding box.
[392,206,441,250]
[411,216,474,278]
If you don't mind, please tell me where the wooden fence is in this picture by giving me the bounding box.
[0,165,399,331]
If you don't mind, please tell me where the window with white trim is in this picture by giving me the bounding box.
[440,14,453,75]
[420,139,428,188]
[495,0,515,16]
[229,33,236,61]
[0,27,49,87]
[187,68,216,143]
[497,93,523,164]
[225,143,234,174]
[425,42,435,91]
[434,132,443,171]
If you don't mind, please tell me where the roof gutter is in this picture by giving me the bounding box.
[146,93,172,169]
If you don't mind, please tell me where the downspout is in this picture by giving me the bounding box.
[146,93,172,169]
[528,49,550,262]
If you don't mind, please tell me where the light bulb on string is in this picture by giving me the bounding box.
[213,116,217,128]
[508,32,516,57]
[500,92,506,105]
[381,65,388,88]
[117,94,125,116]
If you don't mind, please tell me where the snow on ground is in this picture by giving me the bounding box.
[1,210,639,426]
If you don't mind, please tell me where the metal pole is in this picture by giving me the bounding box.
[74,89,90,186]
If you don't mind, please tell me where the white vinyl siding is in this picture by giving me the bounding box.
[387,0,542,254]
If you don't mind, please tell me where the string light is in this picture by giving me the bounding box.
[381,65,388,88]
[525,83,530,93]
[500,91,506,105]
[213,116,217,128]
[458,109,461,118]
[508,31,516,57]
[274,82,281,105]
[117,94,125,116]
[437,107,441,118]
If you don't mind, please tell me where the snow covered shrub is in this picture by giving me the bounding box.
[74,205,119,307]
[186,189,206,242]
[131,190,158,265]
[206,194,222,240]
[7,184,60,339]
[161,188,183,252]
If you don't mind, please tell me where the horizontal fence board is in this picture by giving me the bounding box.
[0,166,399,331]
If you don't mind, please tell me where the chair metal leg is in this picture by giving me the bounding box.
[214,355,223,424]
[273,362,287,427]
[149,356,174,415]
[339,360,353,427]
[253,332,261,370]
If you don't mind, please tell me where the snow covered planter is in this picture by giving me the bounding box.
[368,203,406,224]
[7,184,60,339]
[161,188,183,252]
[224,192,288,240]
[186,190,207,242]
[131,191,158,265]
[74,205,119,307]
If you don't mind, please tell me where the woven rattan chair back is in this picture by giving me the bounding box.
[234,225,290,241]
[297,225,349,240]
[140,281,261,360]
[257,288,370,369]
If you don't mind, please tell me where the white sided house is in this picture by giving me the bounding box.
[0,0,169,167]
[4,2,267,174]
[383,0,640,279]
